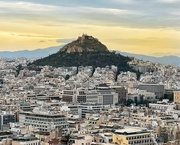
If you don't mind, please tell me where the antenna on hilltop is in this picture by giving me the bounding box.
[82,33,87,36]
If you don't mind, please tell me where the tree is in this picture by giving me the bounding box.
[143,100,149,107]
[16,64,23,76]
[65,74,70,80]
[134,97,138,106]
[164,93,173,101]
[126,99,134,106]
[139,95,144,104]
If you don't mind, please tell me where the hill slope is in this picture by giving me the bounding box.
[32,51,132,71]
[118,51,180,66]
[60,34,108,53]
[30,35,141,79]
[0,44,179,66]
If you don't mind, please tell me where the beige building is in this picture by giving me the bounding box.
[0,139,12,145]
[113,127,157,145]
[174,91,180,110]
[69,135,94,145]
[12,135,39,145]
[0,132,13,145]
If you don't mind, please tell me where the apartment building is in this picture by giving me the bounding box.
[0,132,13,143]
[113,127,157,145]
[110,86,127,104]
[62,89,76,102]
[12,135,39,145]
[174,91,180,110]
[62,88,118,105]
[0,112,16,130]
[19,109,68,132]
[149,103,174,112]
[139,84,164,98]
[79,103,102,118]
[69,135,94,145]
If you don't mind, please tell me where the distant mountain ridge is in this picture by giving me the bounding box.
[0,41,179,66]
[30,35,139,79]
[0,46,61,58]
[117,51,180,66]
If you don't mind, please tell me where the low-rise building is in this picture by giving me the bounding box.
[69,135,94,145]
[113,127,157,145]
[12,134,39,145]
[19,108,68,132]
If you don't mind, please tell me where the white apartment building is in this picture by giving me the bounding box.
[62,88,118,105]
[19,108,68,132]
[149,103,175,112]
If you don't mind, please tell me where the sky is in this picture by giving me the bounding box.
[0,0,180,56]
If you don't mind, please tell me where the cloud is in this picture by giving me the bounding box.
[112,0,135,4]
[157,0,178,3]
[83,7,137,15]
[0,1,58,12]
[56,38,75,43]
[0,1,140,20]
[0,0,180,30]
[38,40,46,43]
[17,34,55,38]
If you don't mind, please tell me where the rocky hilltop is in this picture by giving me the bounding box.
[60,34,108,53]
[30,35,141,79]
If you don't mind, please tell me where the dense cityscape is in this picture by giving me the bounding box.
[0,0,180,145]
[0,55,179,145]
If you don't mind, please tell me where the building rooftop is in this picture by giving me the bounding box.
[0,132,13,136]
[20,111,66,118]
[115,127,149,135]
[13,135,39,142]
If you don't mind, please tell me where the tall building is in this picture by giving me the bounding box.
[96,86,118,105]
[139,84,164,98]
[62,87,118,105]
[174,91,180,110]
[19,109,68,132]
[62,89,76,103]
[79,103,102,118]
[110,86,127,104]
[68,103,102,118]
[0,112,16,130]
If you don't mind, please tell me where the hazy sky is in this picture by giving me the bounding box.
[0,0,180,56]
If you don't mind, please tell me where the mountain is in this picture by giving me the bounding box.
[0,35,179,66]
[0,46,61,58]
[30,35,140,79]
[117,51,180,66]
[60,34,108,53]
